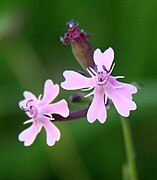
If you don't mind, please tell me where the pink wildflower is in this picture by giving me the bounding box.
[18,79,69,146]
[61,47,137,123]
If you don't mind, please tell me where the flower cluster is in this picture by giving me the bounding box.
[18,20,137,146]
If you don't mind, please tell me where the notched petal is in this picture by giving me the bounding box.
[87,87,107,123]
[40,79,60,105]
[105,81,137,117]
[40,99,69,118]
[23,91,37,101]
[40,117,61,146]
[18,120,40,146]
[61,70,95,90]
[94,47,114,71]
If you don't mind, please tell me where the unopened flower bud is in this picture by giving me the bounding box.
[70,93,83,103]
[60,19,94,69]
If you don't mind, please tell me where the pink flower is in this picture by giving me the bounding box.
[61,47,137,123]
[18,79,69,146]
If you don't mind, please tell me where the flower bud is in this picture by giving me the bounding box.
[70,93,83,103]
[60,19,94,69]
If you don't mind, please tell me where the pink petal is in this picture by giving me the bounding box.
[61,70,95,90]
[94,47,114,71]
[105,83,137,117]
[40,79,59,105]
[23,91,37,100]
[40,99,69,117]
[19,91,37,108]
[19,99,27,109]
[87,86,107,123]
[109,77,137,99]
[40,117,60,146]
[18,120,40,146]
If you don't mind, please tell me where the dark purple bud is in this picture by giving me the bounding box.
[70,94,84,103]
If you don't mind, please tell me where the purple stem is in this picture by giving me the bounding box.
[53,107,89,122]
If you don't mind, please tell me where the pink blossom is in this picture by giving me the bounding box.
[18,79,69,146]
[61,47,137,123]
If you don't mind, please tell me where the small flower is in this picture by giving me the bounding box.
[60,19,94,69]
[61,47,137,123]
[18,79,69,146]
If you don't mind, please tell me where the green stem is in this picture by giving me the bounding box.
[120,116,138,180]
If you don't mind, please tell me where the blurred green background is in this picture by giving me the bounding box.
[0,0,157,179]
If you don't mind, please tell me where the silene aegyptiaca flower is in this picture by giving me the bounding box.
[61,47,137,123]
[18,79,69,146]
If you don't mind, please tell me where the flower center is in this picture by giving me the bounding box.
[96,71,109,86]
[22,100,38,118]
[94,65,110,86]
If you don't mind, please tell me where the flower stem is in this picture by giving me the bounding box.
[120,116,138,180]
[53,107,88,122]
